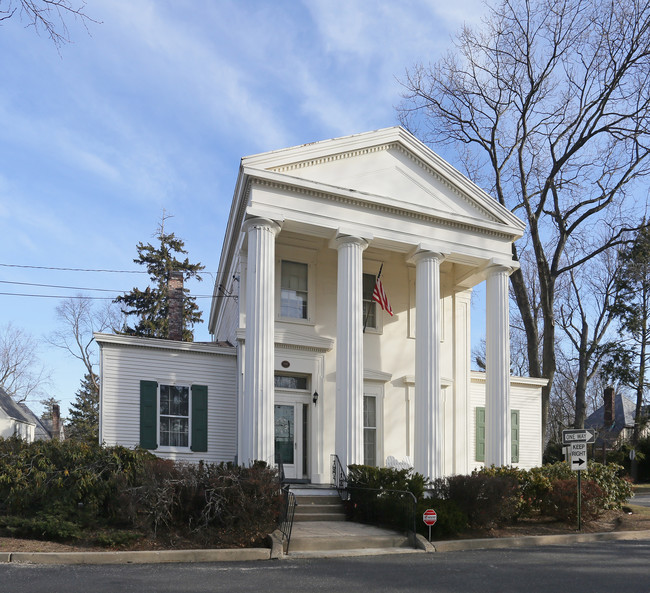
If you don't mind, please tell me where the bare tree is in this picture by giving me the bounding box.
[557,251,621,428]
[0,322,50,401]
[399,0,650,440]
[0,0,98,47]
[48,295,121,393]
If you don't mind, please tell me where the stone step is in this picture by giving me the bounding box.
[294,512,348,522]
[288,534,410,552]
[294,495,343,506]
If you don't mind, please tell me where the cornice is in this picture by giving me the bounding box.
[249,176,514,241]
[94,333,236,357]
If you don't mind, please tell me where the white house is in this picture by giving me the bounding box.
[0,386,36,442]
[97,126,545,483]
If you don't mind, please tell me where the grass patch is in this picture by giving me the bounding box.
[632,484,650,494]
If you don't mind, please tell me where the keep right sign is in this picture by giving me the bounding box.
[570,442,587,471]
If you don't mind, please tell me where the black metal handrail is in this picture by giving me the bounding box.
[331,453,348,499]
[277,484,297,552]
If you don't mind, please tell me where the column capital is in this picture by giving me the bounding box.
[408,248,447,265]
[330,234,369,251]
[242,216,282,236]
[486,259,517,276]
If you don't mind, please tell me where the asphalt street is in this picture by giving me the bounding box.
[1,539,648,593]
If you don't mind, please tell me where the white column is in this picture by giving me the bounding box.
[413,250,445,480]
[242,217,280,465]
[485,264,512,466]
[334,235,368,469]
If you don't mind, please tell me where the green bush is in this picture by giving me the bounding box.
[416,498,468,539]
[445,472,520,528]
[0,514,82,541]
[346,465,427,533]
[0,438,283,548]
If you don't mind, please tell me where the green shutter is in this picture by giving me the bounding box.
[475,407,485,462]
[191,384,208,452]
[140,380,158,450]
[511,409,520,464]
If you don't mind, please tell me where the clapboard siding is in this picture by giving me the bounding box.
[98,335,237,464]
[469,373,544,471]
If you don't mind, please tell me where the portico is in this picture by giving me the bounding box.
[209,126,536,481]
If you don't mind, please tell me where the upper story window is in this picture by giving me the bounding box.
[281,261,308,319]
[363,273,377,329]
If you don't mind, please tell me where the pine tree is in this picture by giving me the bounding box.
[66,372,99,444]
[602,223,650,479]
[114,216,205,341]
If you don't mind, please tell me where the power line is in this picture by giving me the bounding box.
[0,280,124,293]
[0,263,148,273]
[0,292,230,299]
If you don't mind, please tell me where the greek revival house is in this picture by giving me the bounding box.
[97,127,545,483]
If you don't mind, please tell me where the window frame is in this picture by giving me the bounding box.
[158,384,191,449]
[280,260,309,320]
[275,245,317,325]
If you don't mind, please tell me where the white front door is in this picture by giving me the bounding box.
[274,399,306,480]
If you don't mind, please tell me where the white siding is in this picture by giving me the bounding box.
[99,337,237,464]
[470,373,543,471]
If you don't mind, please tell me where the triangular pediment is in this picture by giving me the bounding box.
[243,127,524,232]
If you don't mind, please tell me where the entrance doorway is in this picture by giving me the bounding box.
[274,394,309,480]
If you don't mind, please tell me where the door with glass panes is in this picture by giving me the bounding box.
[274,374,310,480]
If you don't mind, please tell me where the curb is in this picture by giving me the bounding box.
[430,529,650,552]
[6,548,271,565]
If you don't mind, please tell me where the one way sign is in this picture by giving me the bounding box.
[570,442,587,471]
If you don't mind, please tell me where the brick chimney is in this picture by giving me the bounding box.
[51,404,60,440]
[168,271,184,341]
[604,386,615,428]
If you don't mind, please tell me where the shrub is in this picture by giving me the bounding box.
[0,514,82,541]
[445,472,519,528]
[416,498,468,539]
[541,478,605,523]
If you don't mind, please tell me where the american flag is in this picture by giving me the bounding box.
[372,275,393,316]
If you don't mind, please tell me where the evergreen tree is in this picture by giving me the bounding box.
[602,224,650,478]
[114,216,204,341]
[66,372,99,444]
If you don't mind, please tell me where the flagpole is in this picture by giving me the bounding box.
[363,263,383,333]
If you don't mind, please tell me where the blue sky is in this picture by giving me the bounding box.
[1,0,488,416]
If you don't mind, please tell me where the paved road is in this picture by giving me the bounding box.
[631,492,650,507]
[1,539,649,593]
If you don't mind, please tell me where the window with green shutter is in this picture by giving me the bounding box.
[475,407,520,464]
[140,381,208,452]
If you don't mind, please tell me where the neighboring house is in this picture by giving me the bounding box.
[97,126,546,483]
[18,402,64,441]
[585,387,649,450]
[0,386,35,441]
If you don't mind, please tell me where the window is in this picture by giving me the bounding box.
[475,407,519,463]
[139,381,207,452]
[281,261,308,319]
[363,395,377,466]
[274,374,309,390]
[363,273,377,329]
[160,385,189,447]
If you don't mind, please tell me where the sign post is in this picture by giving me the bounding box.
[423,509,437,542]
[563,430,594,531]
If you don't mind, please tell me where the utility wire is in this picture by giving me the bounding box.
[0,263,148,273]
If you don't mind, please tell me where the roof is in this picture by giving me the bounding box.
[0,386,34,425]
[18,402,53,440]
[585,392,637,446]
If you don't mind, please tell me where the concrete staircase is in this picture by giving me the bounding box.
[286,487,416,557]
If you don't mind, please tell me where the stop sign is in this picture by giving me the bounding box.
[423,509,437,526]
